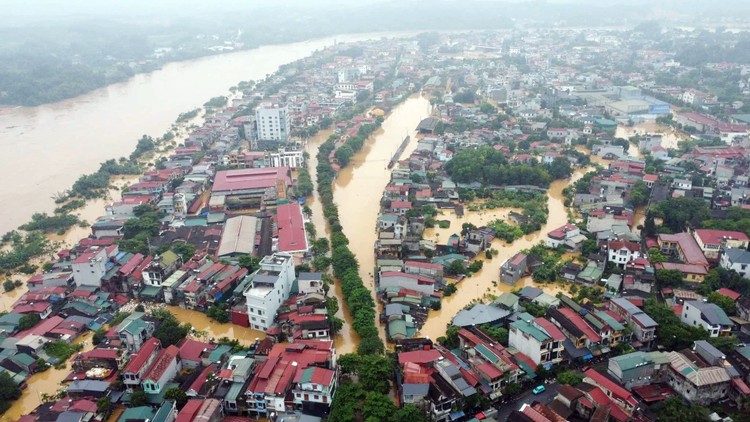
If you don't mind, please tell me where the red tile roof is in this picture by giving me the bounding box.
[144,344,179,382]
[276,203,308,253]
[188,363,217,395]
[404,260,442,271]
[558,308,602,342]
[658,232,708,265]
[124,338,161,374]
[717,288,741,301]
[534,317,566,341]
[694,229,749,245]
[398,349,442,365]
[179,339,214,362]
[584,368,638,408]
[213,167,290,192]
[608,240,640,253]
[176,399,203,422]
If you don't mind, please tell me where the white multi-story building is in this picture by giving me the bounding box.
[71,247,109,287]
[508,316,565,366]
[680,301,734,338]
[255,102,290,142]
[267,148,304,168]
[720,248,750,279]
[244,253,296,331]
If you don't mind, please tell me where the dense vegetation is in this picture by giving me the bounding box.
[0,371,22,414]
[150,309,192,347]
[296,168,314,197]
[445,146,552,187]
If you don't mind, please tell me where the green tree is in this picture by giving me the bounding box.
[557,371,584,385]
[18,313,41,330]
[655,269,684,287]
[393,405,429,422]
[3,280,14,292]
[707,291,736,316]
[629,180,650,207]
[171,243,195,262]
[358,355,393,394]
[96,396,112,416]
[644,211,657,237]
[657,397,710,422]
[238,255,260,273]
[547,157,572,180]
[654,197,710,232]
[363,391,397,421]
[164,387,189,409]
[335,144,355,166]
[151,310,191,347]
[0,371,22,413]
[129,389,149,406]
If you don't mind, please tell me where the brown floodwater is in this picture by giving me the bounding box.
[0,32,417,235]
[418,168,588,340]
[304,129,360,354]
[333,95,432,345]
[166,306,266,346]
[2,332,95,422]
[615,122,685,151]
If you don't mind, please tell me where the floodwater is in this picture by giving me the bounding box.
[304,129,359,354]
[166,306,266,346]
[418,169,588,340]
[0,31,415,235]
[2,332,95,421]
[615,122,685,151]
[333,95,432,345]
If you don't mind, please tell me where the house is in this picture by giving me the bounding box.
[680,301,734,337]
[500,253,527,284]
[667,350,730,405]
[658,232,709,267]
[546,224,586,251]
[607,240,641,269]
[141,251,180,287]
[116,312,155,353]
[720,248,750,279]
[403,261,444,281]
[297,272,324,295]
[71,247,109,288]
[122,338,161,390]
[379,271,435,296]
[142,345,181,394]
[275,203,309,254]
[391,201,413,216]
[291,366,337,415]
[243,253,296,331]
[609,298,658,349]
[509,315,566,367]
[456,328,523,400]
[654,262,708,283]
[693,229,749,261]
[178,339,215,369]
[582,368,638,415]
[607,351,670,390]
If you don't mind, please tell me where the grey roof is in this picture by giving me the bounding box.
[56,411,85,422]
[67,380,110,393]
[402,383,430,396]
[519,286,543,300]
[694,340,724,362]
[612,298,658,328]
[725,248,750,265]
[298,272,322,281]
[688,301,734,326]
[385,303,404,317]
[452,304,510,327]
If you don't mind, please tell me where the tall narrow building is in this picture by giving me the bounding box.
[255,102,290,143]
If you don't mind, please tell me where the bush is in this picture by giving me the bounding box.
[443,283,458,296]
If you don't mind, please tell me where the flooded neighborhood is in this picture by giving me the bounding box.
[2,3,750,422]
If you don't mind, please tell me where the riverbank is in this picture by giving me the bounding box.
[0,31,420,235]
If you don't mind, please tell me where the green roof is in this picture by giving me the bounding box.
[153,402,176,422]
[389,320,408,337]
[510,319,550,343]
[610,351,653,371]
[0,313,23,325]
[493,293,519,309]
[595,311,625,331]
[120,318,148,335]
[62,301,99,316]
[208,345,233,363]
[140,285,162,297]
[377,259,404,267]
[119,406,155,422]
[11,352,36,366]
[298,367,316,383]
[226,382,245,401]
[475,344,500,364]
[160,250,180,267]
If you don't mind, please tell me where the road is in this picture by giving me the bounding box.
[495,381,560,421]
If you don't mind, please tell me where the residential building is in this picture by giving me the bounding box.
[116,312,155,353]
[122,338,161,390]
[607,240,641,268]
[267,148,304,168]
[275,203,308,254]
[142,345,181,395]
[667,350,730,405]
[256,102,290,142]
[582,368,638,415]
[680,300,734,337]
[244,253,296,331]
[403,260,444,281]
[71,247,109,287]
[291,366,337,414]
[693,229,749,261]
[720,248,750,279]
[658,232,709,267]
[609,298,658,349]
[297,272,324,295]
[607,351,670,390]
[509,315,566,367]
[379,271,436,296]
[500,253,528,284]
[546,224,587,250]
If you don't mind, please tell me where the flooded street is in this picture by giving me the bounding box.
[333,95,432,344]
[2,332,95,422]
[418,169,587,340]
